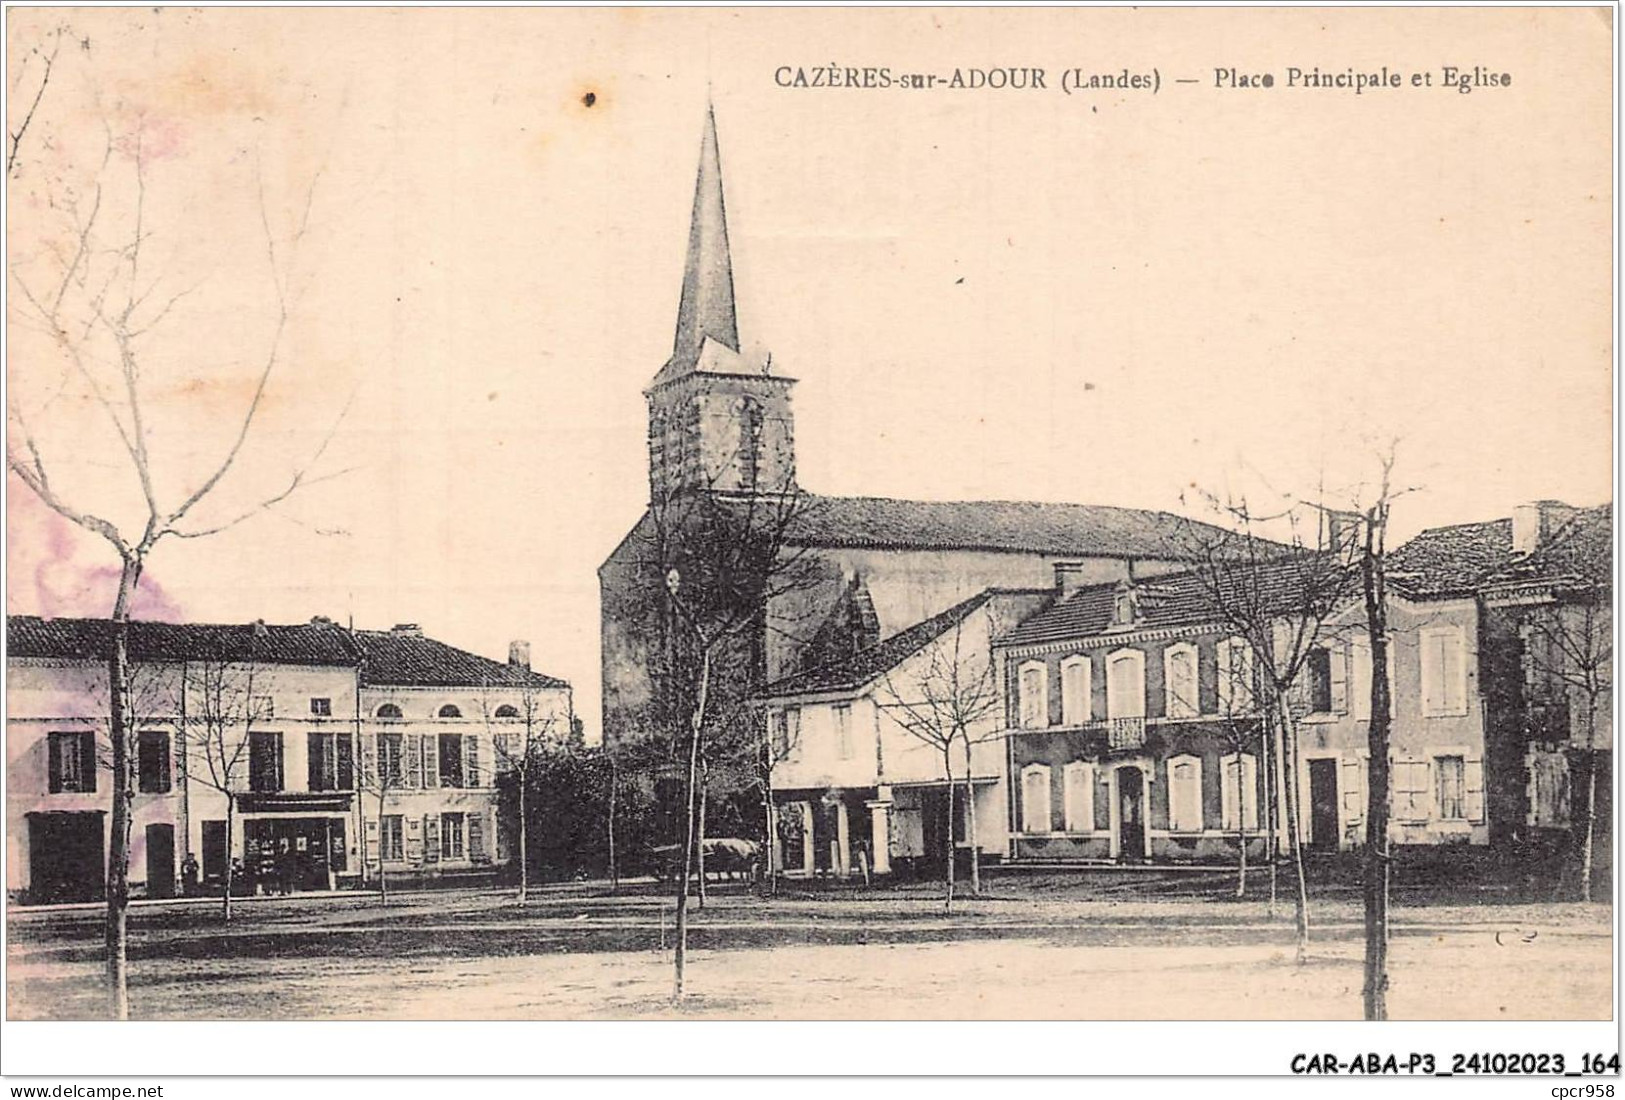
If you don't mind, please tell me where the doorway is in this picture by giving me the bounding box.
[1116,767,1146,862]
[28,811,105,904]
[1308,758,1340,850]
[145,823,176,899]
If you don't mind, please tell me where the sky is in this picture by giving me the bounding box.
[6,7,1613,739]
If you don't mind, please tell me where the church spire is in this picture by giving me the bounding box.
[667,101,739,373]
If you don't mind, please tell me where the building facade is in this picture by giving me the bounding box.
[6,616,569,905]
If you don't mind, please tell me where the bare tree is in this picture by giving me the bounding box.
[6,44,348,1017]
[180,651,270,921]
[1170,494,1360,963]
[879,611,1006,910]
[481,681,564,904]
[1356,453,1398,1020]
[357,716,405,906]
[650,483,820,1002]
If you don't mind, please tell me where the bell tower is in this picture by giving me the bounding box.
[646,103,796,500]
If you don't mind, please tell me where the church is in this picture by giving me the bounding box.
[596,104,1240,870]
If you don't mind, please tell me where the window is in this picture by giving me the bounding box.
[375,703,403,720]
[1434,755,1466,820]
[1164,643,1199,719]
[1060,656,1091,726]
[1420,626,1468,717]
[47,731,97,793]
[252,695,275,720]
[1018,661,1048,728]
[441,812,465,859]
[775,707,801,761]
[1217,637,1254,715]
[1351,637,1373,720]
[833,704,853,760]
[249,732,284,793]
[1219,753,1259,831]
[1063,761,1095,832]
[494,704,519,719]
[1528,750,1571,827]
[377,732,404,786]
[137,731,172,794]
[310,697,332,717]
[380,815,405,861]
[1021,764,1052,834]
[438,734,465,788]
[438,704,462,719]
[308,732,354,792]
[1113,584,1138,626]
[738,397,764,488]
[1168,754,1204,833]
[1106,650,1146,719]
[1392,759,1430,821]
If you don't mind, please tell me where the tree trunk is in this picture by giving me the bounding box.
[222,795,235,923]
[105,559,142,1021]
[518,767,530,904]
[1575,695,1599,903]
[961,735,980,897]
[1361,551,1394,1021]
[1275,694,1311,963]
[696,759,708,909]
[673,650,709,1003]
[762,790,777,899]
[1263,711,1278,911]
[942,751,956,913]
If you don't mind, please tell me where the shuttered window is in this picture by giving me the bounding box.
[308,732,354,792]
[1420,627,1469,717]
[1392,759,1430,821]
[1219,753,1259,831]
[137,730,172,794]
[1019,663,1048,728]
[1217,638,1255,715]
[380,815,404,861]
[48,731,97,793]
[1061,656,1091,725]
[1164,644,1199,719]
[1063,762,1095,832]
[1021,765,1052,834]
[1106,650,1146,719]
[249,732,284,793]
[441,812,465,859]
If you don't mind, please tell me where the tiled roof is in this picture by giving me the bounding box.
[1487,504,1612,590]
[760,589,1052,699]
[1385,518,1516,598]
[785,494,1249,559]
[997,554,1348,648]
[352,630,567,690]
[6,615,568,690]
[6,615,361,666]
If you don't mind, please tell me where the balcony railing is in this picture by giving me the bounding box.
[1108,716,1146,750]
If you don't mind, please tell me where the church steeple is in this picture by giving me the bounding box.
[663,102,739,380]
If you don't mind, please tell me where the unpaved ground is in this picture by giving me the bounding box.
[7,881,1612,1021]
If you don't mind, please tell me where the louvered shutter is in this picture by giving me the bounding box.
[1341,757,1364,825]
[337,733,354,790]
[1351,639,1372,720]
[403,733,421,789]
[1216,643,1233,714]
[423,814,440,863]
[464,734,480,788]
[405,815,423,864]
[1465,757,1485,822]
[362,734,378,789]
[1330,644,1349,713]
[422,735,440,789]
[365,816,380,864]
[469,814,487,862]
[82,733,98,792]
[307,732,323,791]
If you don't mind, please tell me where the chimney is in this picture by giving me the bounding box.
[1053,562,1090,598]
[391,623,423,637]
[310,615,333,627]
[509,640,531,670]
[1511,500,1577,556]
